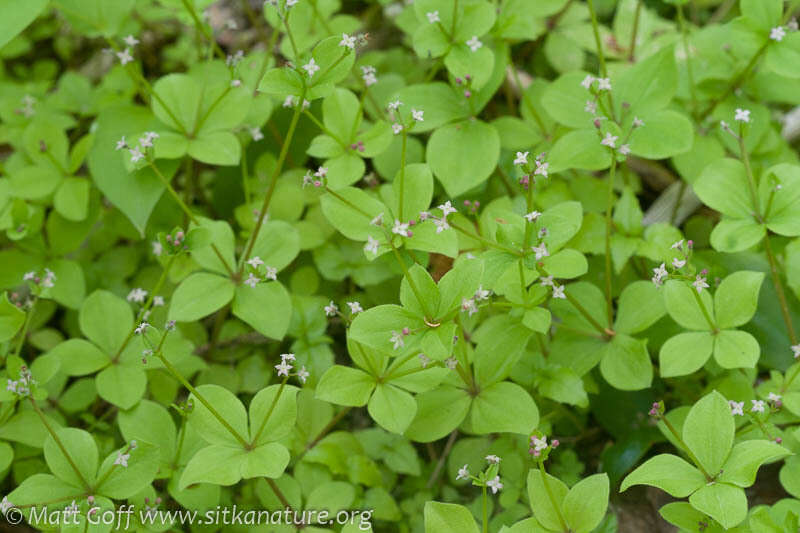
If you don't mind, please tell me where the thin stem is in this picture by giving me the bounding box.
[180,0,226,60]
[293,407,353,463]
[628,0,642,61]
[604,158,617,326]
[251,378,288,444]
[659,414,714,480]
[764,234,798,346]
[30,398,92,491]
[426,430,458,488]
[563,291,611,338]
[398,131,408,221]
[586,0,615,118]
[677,5,698,116]
[12,298,37,359]
[691,288,718,333]
[388,240,434,319]
[700,42,768,120]
[482,485,488,533]
[538,461,568,532]
[239,87,307,272]
[738,133,762,221]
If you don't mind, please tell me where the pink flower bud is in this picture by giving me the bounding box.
[551,439,560,448]
[402,327,410,335]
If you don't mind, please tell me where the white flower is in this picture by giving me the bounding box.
[456,464,469,480]
[734,108,751,123]
[140,135,155,149]
[633,116,645,128]
[729,400,744,416]
[324,301,339,316]
[0,496,12,514]
[486,476,503,494]
[116,136,127,150]
[485,455,501,464]
[768,392,782,402]
[540,275,554,287]
[124,35,140,47]
[461,298,478,316]
[390,331,405,350]
[652,263,668,286]
[244,273,260,288]
[361,65,377,86]
[348,301,363,314]
[231,79,242,87]
[619,144,631,155]
[533,435,548,451]
[751,399,766,413]
[601,133,617,148]
[392,219,411,237]
[127,288,148,303]
[134,322,149,335]
[580,75,595,89]
[388,99,402,111]
[792,343,800,359]
[770,26,786,41]
[314,166,328,178]
[370,213,384,226]
[585,100,597,114]
[247,256,264,268]
[532,243,549,260]
[116,47,134,65]
[275,360,293,377]
[129,147,145,163]
[426,11,440,23]
[297,366,310,383]
[302,58,320,77]
[264,266,277,281]
[466,36,482,52]
[438,201,456,217]
[286,0,298,6]
[597,78,612,91]
[431,217,448,233]
[535,160,549,177]
[250,127,264,141]
[283,95,296,108]
[445,357,458,370]
[114,452,130,468]
[153,296,165,307]
[392,123,403,134]
[339,33,357,49]
[411,108,424,122]
[281,353,296,362]
[152,241,163,256]
[474,285,490,301]
[525,211,542,222]
[692,275,709,293]
[419,353,431,368]
[514,151,529,166]
[365,236,380,254]
[672,258,686,269]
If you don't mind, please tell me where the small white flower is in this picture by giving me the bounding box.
[633,116,645,128]
[433,217,450,233]
[672,258,686,269]
[466,36,482,52]
[129,147,145,163]
[286,0,298,6]
[474,285,490,301]
[601,132,617,148]
[348,301,363,314]
[134,322,149,335]
[597,78,612,91]
[419,353,431,368]
[152,241,163,256]
[116,47,134,65]
[445,357,458,370]
[438,201,456,217]
[283,95,296,108]
[533,435,548,451]
[456,464,469,480]
[275,360,293,377]
[371,213,384,226]
[124,35,140,47]
[115,136,127,150]
[652,263,668,286]
[770,26,786,42]
[532,243,549,260]
[6,380,17,393]
[751,399,766,413]
[231,79,242,87]
[392,123,403,135]
[114,452,130,468]
[552,285,566,299]
[671,239,684,250]
[314,166,328,178]
[392,219,411,237]
[729,400,744,416]
[388,99,402,112]
[390,330,405,350]
[297,366,310,383]
[514,151,529,166]
[339,33,357,49]
[461,298,478,316]
[792,343,800,359]
[419,211,431,220]
[250,127,264,141]
[23,271,36,281]
[127,288,148,303]
[768,392,782,402]
[692,275,709,293]
[585,100,597,114]
[153,296,165,307]
[486,476,503,494]
[485,455,501,464]
[247,256,264,268]
[302,58,320,77]
[535,160,549,178]
[734,108,751,123]
[540,275,554,287]
[0,496,12,515]
[324,301,339,316]
[525,211,542,222]
[426,10,440,23]
[361,65,377,86]
[580,75,595,89]
[244,273,260,288]
[619,144,631,155]
[264,266,277,281]
[281,353,296,362]
[365,235,380,254]
[411,108,424,122]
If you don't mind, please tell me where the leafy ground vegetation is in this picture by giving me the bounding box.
[2,0,800,531]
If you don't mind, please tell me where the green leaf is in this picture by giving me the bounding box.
[682,391,735,477]
[714,271,764,328]
[232,282,292,340]
[629,110,693,159]
[621,454,705,497]
[761,163,800,236]
[44,427,97,488]
[0,292,25,342]
[765,32,800,79]
[179,445,245,488]
[188,131,241,166]
[468,381,539,435]
[540,249,588,279]
[713,329,760,369]
[96,442,160,499]
[187,384,249,447]
[659,331,714,377]
[663,279,714,331]
[427,120,500,197]
[694,158,754,218]
[615,46,677,114]
[473,315,533,385]
[718,440,791,487]
[400,264,440,318]
[54,178,90,221]
[249,384,299,445]
[239,442,291,480]
[563,473,609,533]
[117,400,177,466]
[390,163,434,224]
[54,0,134,37]
[316,365,376,407]
[709,217,766,253]
[349,304,423,353]
[740,0,782,31]
[391,83,468,133]
[322,88,360,140]
[424,501,480,533]
[190,217,236,275]
[548,129,612,173]
[0,0,49,49]
[79,290,133,355]
[614,281,666,334]
[599,334,653,390]
[368,384,417,434]
[405,386,471,442]
[541,71,596,129]
[96,364,146,409]
[527,469,569,531]
[169,273,235,322]
[7,474,83,507]
[319,187,386,241]
[688,482,747,530]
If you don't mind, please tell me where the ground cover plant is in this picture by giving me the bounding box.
[1,0,800,531]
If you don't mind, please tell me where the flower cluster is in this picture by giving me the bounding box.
[23,268,56,291]
[514,151,549,189]
[116,131,159,165]
[274,353,310,383]
[528,432,559,459]
[243,256,278,288]
[456,455,504,494]
[6,366,36,398]
[460,285,491,317]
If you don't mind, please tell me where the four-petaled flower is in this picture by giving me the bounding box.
[247,256,264,268]
[434,217,450,233]
[135,322,149,335]
[324,301,338,316]
[585,100,597,114]
[411,109,424,122]
[114,451,130,468]
[729,400,744,416]
[601,133,617,148]
[427,11,440,23]
[619,144,631,155]
[532,243,549,260]
[275,360,293,377]
[514,151,529,165]
[672,258,686,269]
[751,399,765,413]
[339,33,356,49]
[392,123,403,135]
[116,136,127,151]
[117,48,134,65]
[1,496,12,515]
[552,285,566,299]
[581,75,595,89]
[302,58,320,77]
[348,301,363,314]
[652,263,668,286]
[124,35,140,47]
[244,273,260,288]
[365,235,380,254]
[692,275,709,293]
[250,127,264,141]
[466,36,482,52]
[392,219,411,237]
[540,275,554,287]
[633,117,645,128]
[535,160,549,177]
[734,108,751,123]
[475,285,490,300]
[127,287,148,303]
[439,201,457,217]
[486,476,503,494]
[771,26,786,42]
[525,211,541,222]
[596,78,612,91]
[461,298,478,316]
[768,392,782,402]
[390,330,405,350]
[456,464,469,480]
[485,455,501,464]
[297,366,310,383]
[129,147,145,163]
[264,266,277,281]
[793,343,800,359]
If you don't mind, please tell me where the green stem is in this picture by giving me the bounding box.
[251,378,288,445]
[738,133,762,221]
[30,398,92,491]
[604,158,617,326]
[180,0,226,60]
[387,241,434,320]
[398,131,408,221]
[538,461,569,532]
[628,0,642,61]
[660,414,714,480]
[691,288,718,333]
[12,297,37,360]
[764,234,798,347]
[563,290,611,338]
[700,42,768,120]
[482,485,488,533]
[586,0,614,118]
[677,5,699,116]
